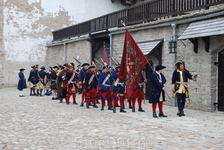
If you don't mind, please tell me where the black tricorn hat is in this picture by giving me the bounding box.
[155,65,166,71]
[77,64,81,67]
[115,65,120,69]
[103,65,110,69]
[81,63,90,67]
[88,65,96,69]
[31,65,36,69]
[20,68,25,71]
[40,66,45,70]
[53,66,59,69]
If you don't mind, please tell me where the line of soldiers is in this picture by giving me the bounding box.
[26,60,197,117]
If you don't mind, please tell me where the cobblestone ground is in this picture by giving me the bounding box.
[0,88,224,150]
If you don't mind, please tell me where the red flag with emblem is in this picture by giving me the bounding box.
[103,47,109,65]
[119,28,148,98]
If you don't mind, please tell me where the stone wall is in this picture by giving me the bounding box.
[109,19,224,112]
[0,1,4,88]
[46,40,91,68]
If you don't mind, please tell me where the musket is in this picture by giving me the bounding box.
[73,57,82,65]
[110,57,117,65]
[94,58,104,67]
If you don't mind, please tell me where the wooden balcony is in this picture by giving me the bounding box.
[52,0,224,41]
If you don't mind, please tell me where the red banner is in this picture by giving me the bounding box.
[119,28,148,98]
[103,47,108,65]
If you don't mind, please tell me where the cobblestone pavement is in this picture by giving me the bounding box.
[0,88,224,150]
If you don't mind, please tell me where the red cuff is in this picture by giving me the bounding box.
[144,79,148,83]
[64,83,69,88]
[97,87,102,91]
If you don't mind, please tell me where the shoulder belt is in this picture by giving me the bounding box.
[88,74,96,85]
[102,74,110,86]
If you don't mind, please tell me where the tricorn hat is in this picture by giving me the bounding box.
[81,63,90,67]
[175,60,185,65]
[103,65,110,69]
[114,65,120,69]
[88,65,96,69]
[53,66,59,69]
[20,68,25,72]
[40,66,45,70]
[155,65,166,71]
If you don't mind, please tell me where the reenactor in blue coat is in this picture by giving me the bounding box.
[111,65,126,113]
[78,63,90,107]
[17,68,27,97]
[172,60,197,117]
[76,65,82,94]
[84,65,98,109]
[28,65,37,96]
[36,66,47,96]
[149,65,167,118]
[97,65,113,111]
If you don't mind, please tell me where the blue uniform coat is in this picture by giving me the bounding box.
[149,72,166,103]
[17,72,27,90]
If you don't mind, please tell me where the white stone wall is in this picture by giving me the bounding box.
[0,0,127,87]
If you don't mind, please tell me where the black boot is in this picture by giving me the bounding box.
[108,107,113,110]
[113,109,116,113]
[39,89,43,96]
[138,108,145,112]
[86,105,90,109]
[36,90,39,96]
[80,103,84,107]
[116,104,120,107]
[73,102,78,105]
[132,108,135,112]
[153,112,158,118]
[181,111,185,116]
[101,107,104,111]
[177,112,182,117]
[159,112,168,117]
[66,102,70,105]
[93,105,98,108]
[120,109,127,113]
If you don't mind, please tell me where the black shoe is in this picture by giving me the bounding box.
[113,109,116,113]
[101,107,104,111]
[96,101,100,104]
[66,102,70,105]
[73,102,78,105]
[129,106,133,109]
[159,112,168,117]
[181,111,185,116]
[19,95,25,97]
[108,107,113,110]
[116,104,120,107]
[93,105,98,108]
[153,112,158,118]
[86,105,90,109]
[138,108,145,112]
[36,94,39,96]
[177,112,182,117]
[52,97,56,100]
[56,97,59,100]
[80,103,84,107]
[132,108,135,112]
[120,109,127,113]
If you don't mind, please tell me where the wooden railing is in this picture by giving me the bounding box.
[52,0,224,41]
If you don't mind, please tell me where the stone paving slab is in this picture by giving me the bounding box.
[0,88,223,150]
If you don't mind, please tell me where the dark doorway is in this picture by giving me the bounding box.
[218,49,224,111]
[145,60,153,100]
